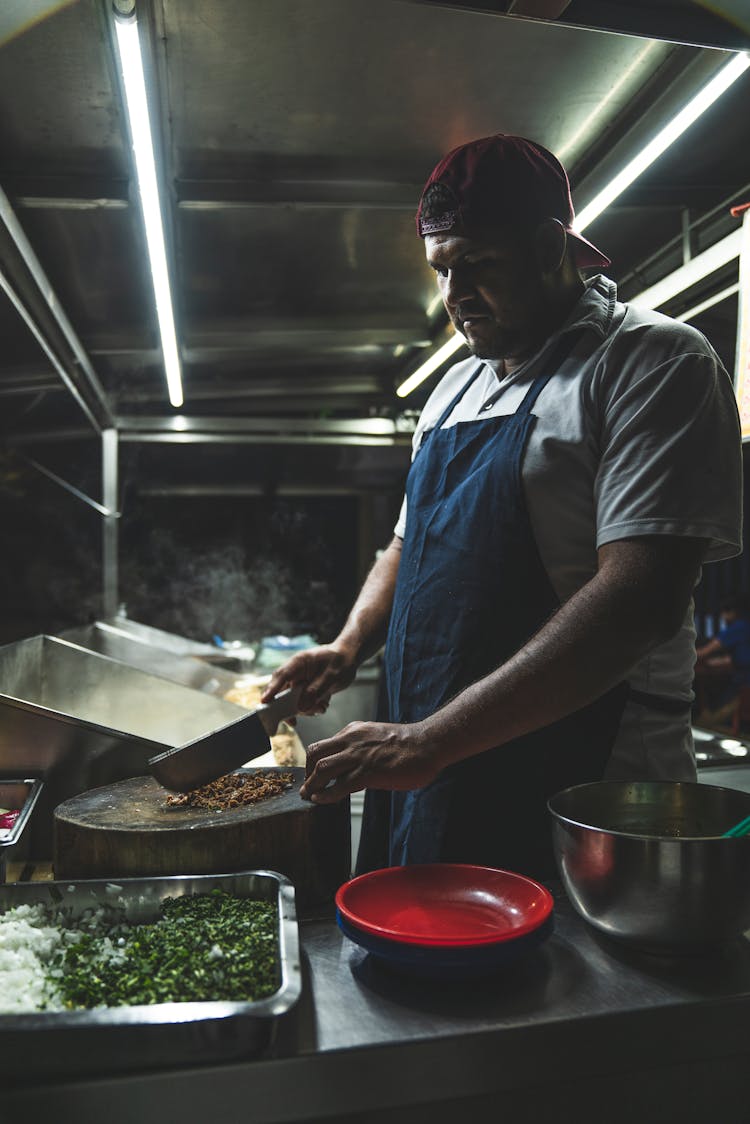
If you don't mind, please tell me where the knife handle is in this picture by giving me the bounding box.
[257,686,303,736]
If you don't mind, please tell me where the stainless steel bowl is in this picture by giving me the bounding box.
[548,781,750,953]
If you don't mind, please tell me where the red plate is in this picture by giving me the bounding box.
[335,864,554,948]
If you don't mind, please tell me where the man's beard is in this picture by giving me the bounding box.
[459,323,517,360]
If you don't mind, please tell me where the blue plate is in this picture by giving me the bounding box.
[337,910,554,979]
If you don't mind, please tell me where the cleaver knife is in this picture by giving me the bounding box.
[148,686,302,793]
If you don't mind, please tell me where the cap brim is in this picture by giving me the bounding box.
[567,228,610,269]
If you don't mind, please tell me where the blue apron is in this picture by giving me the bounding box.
[356,331,630,880]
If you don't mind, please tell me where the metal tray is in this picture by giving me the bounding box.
[0,869,301,1082]
[100,617,257,673]
[85,617,220,659]
[0,777,43,883]
[59,621,241,698]
[0,777,43,848]
[0,635,246,850]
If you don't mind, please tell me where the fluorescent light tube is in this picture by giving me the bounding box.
[676,282,740,322]
[396,334,466,398]
[629,228,742,309]
[574,53,750,233]
[113,14,183,409]
[426,292,444,318]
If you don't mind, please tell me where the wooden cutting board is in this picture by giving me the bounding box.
[53,768,350,909]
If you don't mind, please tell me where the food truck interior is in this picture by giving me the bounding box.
[0,3,749,1120]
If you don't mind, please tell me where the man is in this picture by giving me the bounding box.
[263,135,742,878]
[695,593,750,725]
[697,594,750,679]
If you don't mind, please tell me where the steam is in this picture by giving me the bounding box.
[120,510,342,643]
[0,454,347,647]
[123,539,297,641]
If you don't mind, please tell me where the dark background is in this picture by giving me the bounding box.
[0,453,373,646]
[0,427,745,649]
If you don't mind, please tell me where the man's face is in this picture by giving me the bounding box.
[424,224,550,364]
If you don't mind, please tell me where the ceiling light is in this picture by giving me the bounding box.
[396,52,749,400]
[396,334,466,399]
[574,53,750,233]
[112,7,183,409]
[556,41,662,167]
[629,228,742,310]
[426,292,444,318]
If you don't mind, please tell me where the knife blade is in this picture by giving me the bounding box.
[148,686,302,792]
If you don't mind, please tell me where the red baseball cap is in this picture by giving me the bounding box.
[416,134,610,270]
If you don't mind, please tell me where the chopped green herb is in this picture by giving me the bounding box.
[50,889,279,1008]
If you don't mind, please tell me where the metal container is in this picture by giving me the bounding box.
[0,869,301,1081]
[548,780,750,953]
[0,777,43,881]
[60,621,240,697]
[91,617,219,658]
[0,635,246,850]
[104,617,256,672]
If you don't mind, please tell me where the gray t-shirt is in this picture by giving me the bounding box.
[394,275,743,780]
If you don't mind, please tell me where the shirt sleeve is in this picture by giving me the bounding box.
[394,495,407,539]
[593,342,742,561]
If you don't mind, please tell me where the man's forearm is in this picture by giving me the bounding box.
[299,537,709,803]
[423,538,706,769]
[334,536,402,665]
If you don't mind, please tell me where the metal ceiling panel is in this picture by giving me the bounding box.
[0,0,744,446]
[0,0,125,183]
[164,0,677,179]
[409,0,750,52]
[14,206,156,341]
[0,297,46,367]
[179,206,433,323]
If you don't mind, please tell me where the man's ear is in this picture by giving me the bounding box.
[535,217,567,275]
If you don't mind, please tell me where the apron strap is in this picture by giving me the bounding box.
[515,326,588,416]
[420,324,592,450]
[419,361,486,447]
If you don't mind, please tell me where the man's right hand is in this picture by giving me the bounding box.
[261,536,402,716]
[260,644,358,715]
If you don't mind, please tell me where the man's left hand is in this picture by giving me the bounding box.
[299,721,440,803]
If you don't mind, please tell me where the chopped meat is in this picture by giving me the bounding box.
[165,771,294,811]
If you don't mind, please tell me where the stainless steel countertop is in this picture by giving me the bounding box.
[5,883,750,1123]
